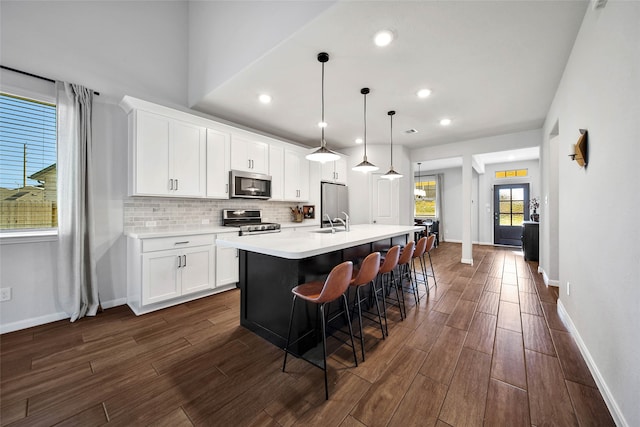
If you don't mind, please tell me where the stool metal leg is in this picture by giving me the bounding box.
[282,294,297,372]
[320,303,329,400]
[342,293,359,369]
[370,280,385,340]
[355,286,365,361]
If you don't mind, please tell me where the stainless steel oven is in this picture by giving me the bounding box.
[229,170,272,199]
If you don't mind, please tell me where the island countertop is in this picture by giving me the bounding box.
[216,224,422,259]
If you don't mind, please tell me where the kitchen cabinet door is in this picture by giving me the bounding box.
[170,120,206,197]
[283,148,309,201]
[181,245,215,295]
[269,144,284,201]
[230,135,269,174]
[206,128,231,198]
[216,244,239,286]
[134,110,171,196]
[142,249,181,305]
[320,156,348,184]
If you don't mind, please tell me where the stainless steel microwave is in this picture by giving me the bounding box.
[229,170,272,199]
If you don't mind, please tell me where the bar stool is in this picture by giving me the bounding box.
[282,261,358,400]
[424,234,438,288]
[396,241,418,312]
[412,236,429,300]
[349,252,382,362]
[377,245,403,327]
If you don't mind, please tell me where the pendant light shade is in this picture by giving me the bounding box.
[306,52,340,162]
[382,110,403,180]
[353,88,379,172]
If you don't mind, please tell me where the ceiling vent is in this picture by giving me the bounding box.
[405,128,418,134]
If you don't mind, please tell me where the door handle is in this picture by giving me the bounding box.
[494,213,499,221]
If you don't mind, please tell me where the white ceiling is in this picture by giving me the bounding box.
[191,1,588,152]
[413,146,541,174]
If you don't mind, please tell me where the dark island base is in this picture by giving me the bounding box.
[238,235,408,354]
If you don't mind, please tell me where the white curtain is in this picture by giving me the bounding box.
[436,173,444,242]
[56,82,99,321]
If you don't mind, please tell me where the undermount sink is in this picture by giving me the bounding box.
[310,227,345,234]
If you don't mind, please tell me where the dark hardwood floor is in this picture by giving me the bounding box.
[0,243,615,426]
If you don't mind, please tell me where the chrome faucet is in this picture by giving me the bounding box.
[333,212,350,231]
[324,213,336,233]
[341,211,350,231]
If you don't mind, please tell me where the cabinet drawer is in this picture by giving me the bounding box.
[142,234,215,253]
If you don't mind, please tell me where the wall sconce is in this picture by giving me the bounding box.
[569,129,588,167]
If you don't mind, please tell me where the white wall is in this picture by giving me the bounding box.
[0,1,189,331]
[541,3,640,426]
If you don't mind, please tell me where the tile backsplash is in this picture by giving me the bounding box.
[124,197,306,234]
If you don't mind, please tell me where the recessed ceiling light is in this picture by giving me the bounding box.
[374,30,394,47]
[440,118,452,126]
[318,121,328,128]
[258,94,272,104]
[355,138,363,144]
[417,89,432,98]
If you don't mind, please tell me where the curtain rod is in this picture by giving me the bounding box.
[1,65,100,95]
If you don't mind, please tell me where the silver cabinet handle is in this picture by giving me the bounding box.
[175,179,178,190]
[248,159,251,169]
[225,183,228,194]
[177,255,182,268]
[174,241,190,245]
[183,255,187,267]
[169,179,174,190]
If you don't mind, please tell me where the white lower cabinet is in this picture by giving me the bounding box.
[216,239,239,286]
[127,233,218,315]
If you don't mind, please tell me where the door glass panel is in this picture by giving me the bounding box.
[512,214,524,226]
[499,201,511,213]
[512,188,524,200]
[512,200,524,213]
[499,189,511,200]
[499,214,511,226]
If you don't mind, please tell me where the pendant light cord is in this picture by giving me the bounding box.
[389,113,394,167]
[321,60,325,146]
[363,91,367,156]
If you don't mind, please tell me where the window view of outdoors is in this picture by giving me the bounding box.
[499,187,525,226]
[415,178,436,217]
[0,93,57,229]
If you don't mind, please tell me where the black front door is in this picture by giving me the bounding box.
[494,184,529,246]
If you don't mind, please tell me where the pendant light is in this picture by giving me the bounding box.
[352,88,378,172]
[414,162,426,197]
[382,110,403,179]
[306,52,340,162]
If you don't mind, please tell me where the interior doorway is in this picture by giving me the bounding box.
[494,183,529,246]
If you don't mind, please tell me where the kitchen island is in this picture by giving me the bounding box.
[216,224,421,351]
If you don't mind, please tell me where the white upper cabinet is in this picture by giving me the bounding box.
[206,128,231,199]
[320,156,348,184]
[132,110,206,197]
[269,144,285,201]
[283,148,309,201]
[230,134,269,174]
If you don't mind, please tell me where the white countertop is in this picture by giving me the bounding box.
[124,220,320,239]
[216,224,422,259]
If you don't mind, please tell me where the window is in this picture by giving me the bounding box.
[0,93,57,230]
[415,176,437,217]
[495,168,528,179]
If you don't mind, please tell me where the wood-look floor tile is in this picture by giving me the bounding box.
[446,299,477,331]
[551,330,597,388]
[484,277,502,293]
[477,291,500,315]
[483,379,530,427]
[497,301,521,333]
[347,325,410,383]
[405,314,446,354]
[0,398,27,425]
[519,292,543,316]
[518,278,536,294]
[491,328,527,389]
[450,276,470,292]
[439,348,492,427]
[525,349,578,427]
[245,410,280,427]
[53,403,109,426]
[433,290,462,315]
[350,372,408,427]
[339,415,367,427]
[565,380,616,427]
[386,346,428,380]
[419,326,467,385]
[541,301,569,332]
[502,272,518,285]
[460,283,483,302]
[387,373,447,427]
[464,312,497,355]
[500,284,520,303]
[522,313,556,356]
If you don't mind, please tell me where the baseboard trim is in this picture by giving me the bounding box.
[1,311,69,334]
[461,258,474,265]
[557,300,629,427]
[539,266,559,287]
[101,298,127,310]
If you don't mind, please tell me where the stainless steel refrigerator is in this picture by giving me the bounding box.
[321,182,348,227]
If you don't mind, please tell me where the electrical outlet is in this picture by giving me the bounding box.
[201,219,210,225]
[567,282,571,295]
[145,221,157,227]
[0,287,12,302]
